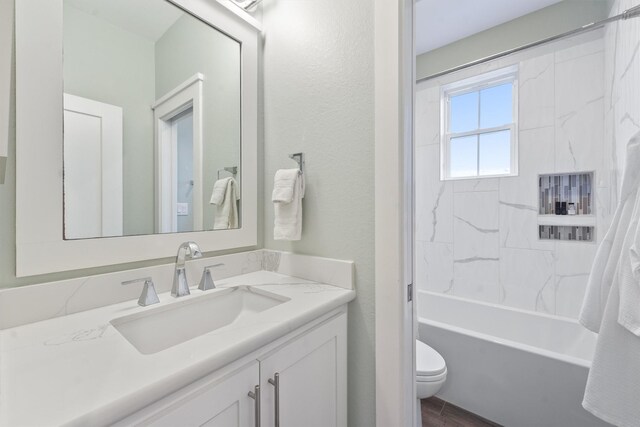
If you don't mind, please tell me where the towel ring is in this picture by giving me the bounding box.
[289,153,304,174]
[217,166,238,180]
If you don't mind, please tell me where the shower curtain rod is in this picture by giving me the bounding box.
[417,4,640,82]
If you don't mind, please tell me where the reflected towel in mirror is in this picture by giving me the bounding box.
[210,177,239,230]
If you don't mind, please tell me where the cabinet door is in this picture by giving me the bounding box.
[131,362,259,427]
[259,313,347,427]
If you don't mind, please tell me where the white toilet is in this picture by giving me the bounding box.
[416,340,447,425]
[416,340,447,398]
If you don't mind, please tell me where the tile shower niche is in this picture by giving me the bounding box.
[538,172,595,242]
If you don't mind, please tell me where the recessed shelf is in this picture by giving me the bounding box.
[539,225,594,242]
[539,172,593,215]
[538,172,595,242]
[537,215,596,227]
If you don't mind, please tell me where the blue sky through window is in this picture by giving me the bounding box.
[450,91,478,133]
[450,135,478,178]
[446,79,514,178]
[480,84,512,128]
[479,130,510,175]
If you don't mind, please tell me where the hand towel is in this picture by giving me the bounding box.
[210,177,239,230]
[273,169,304,241]
[272,169,300,203]
[210,177,231,205]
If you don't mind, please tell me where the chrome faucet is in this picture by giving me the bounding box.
[172,241,203,297]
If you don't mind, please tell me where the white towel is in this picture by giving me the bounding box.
[579,131,640,426]
[622,201,640,335]
[210,177,231,205]
[273,169,304,240]
[580,131,640,333]
[210,177,239,230]
[582,278,640,427]
[272,169,300,203]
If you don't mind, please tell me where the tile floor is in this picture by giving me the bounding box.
[421,397,501,427]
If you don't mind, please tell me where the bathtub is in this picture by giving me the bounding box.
[417,290,610,427]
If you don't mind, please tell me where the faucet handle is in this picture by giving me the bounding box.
[198,263,225,291]
[122,277,160,307]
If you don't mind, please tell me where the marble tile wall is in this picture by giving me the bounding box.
[415,31,610,319]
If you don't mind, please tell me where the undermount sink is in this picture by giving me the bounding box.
[111,286,289,354]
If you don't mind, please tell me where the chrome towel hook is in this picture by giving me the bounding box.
[289,153,304,174]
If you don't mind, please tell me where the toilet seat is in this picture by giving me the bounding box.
[416,340,446,378]
[416,368,447,383]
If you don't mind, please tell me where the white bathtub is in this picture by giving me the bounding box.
[417,291,611,427]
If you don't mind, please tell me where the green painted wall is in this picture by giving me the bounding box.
[261,1,375,425]
[155,15,241,231]
[416,0,611,81]
[63,4,157,235]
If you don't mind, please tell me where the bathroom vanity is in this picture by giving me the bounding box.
[0,252,355,426]
[117,302,346,427]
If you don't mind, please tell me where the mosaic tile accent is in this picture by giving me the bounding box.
[539,225,593,242]
[539,172,593,215]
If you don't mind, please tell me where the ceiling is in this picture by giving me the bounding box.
[65,0,183,42]
[415,0,563,55]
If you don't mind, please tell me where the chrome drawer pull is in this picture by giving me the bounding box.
[268,373,280,427]
[248,384,261,427]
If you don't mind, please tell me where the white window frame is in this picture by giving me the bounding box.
[440,65,519,180]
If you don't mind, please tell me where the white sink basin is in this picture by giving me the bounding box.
[111,286,289,354]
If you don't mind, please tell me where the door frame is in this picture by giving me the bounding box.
[375,0,416,426]
[0,0,12,184]
[63,93,124,238]
[152,73,204,233]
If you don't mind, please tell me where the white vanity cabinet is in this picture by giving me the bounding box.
[116,312,347,427]
[259,313,347,427]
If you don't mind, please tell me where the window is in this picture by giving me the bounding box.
[441,66,518,180]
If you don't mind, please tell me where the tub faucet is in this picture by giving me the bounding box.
[172,241,202,297]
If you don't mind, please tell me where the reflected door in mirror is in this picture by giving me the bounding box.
[63,94,123,239]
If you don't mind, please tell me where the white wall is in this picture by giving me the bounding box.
[415,31,612,318]
[261,1,375,425]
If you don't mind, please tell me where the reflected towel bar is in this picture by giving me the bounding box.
[217,166,238,180]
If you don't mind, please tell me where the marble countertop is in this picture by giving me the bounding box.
[0,271,355,427]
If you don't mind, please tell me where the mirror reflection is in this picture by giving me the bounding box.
[62,0,241,239]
